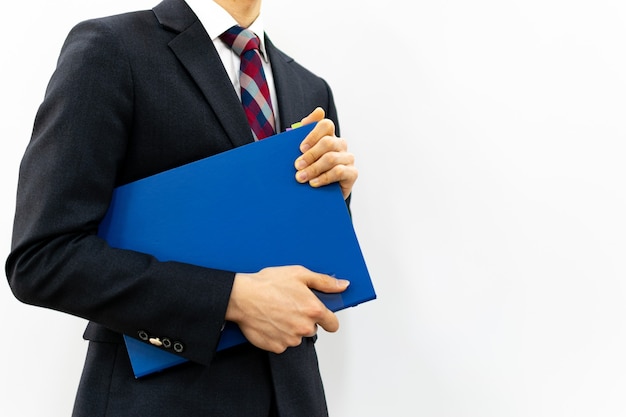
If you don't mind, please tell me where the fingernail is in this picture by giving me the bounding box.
[300,143,311,153]
[295,159,307,169]
[296,171,307,182]
[337,279,350,288]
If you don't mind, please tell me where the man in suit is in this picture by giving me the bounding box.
[5,0,358,415]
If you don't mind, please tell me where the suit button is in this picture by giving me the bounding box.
[138,330,149,341]
[149,337,163,347]
[162,338,172,349]
[173,341,184,353]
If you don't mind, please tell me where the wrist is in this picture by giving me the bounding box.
[225,272,250,323]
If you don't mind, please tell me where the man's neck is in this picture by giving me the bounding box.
[213,0,261,28]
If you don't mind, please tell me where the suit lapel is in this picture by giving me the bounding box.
[153,0,253,148]
[152,0,308,142]
[265,36,307,131]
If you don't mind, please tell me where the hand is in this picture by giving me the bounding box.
[295,108,358,200]
[225,265,350,353]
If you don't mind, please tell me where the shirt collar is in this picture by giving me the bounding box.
[185,0,269,62]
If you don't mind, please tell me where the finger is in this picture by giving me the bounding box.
[304,272,350,294]
[309,165,359,195]
[295,321,319,339]
[306,323,319,337]
[298,118,336,154]
[300,107,325,126]
[296,149,354,184]
[295,133,345,173]
[317,310,340,333]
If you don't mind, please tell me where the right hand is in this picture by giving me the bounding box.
[225,265,350,353]
[295,107,358,200]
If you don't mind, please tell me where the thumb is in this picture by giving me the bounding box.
[300,107,325,126]
[306,273,350,294]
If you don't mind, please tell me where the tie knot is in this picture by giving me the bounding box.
[220,26,261,57]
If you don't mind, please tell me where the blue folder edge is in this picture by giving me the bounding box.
[100,123,376,378]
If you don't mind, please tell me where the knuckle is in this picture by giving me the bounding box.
[296,323,315,336]
[273,344,288,354]
[322,151,338,166]
[292,265,306,273]
[313,172,329,187]
[320,135,335,148]
[334,164,346,178]
[307,164,321,179]
[351,166,359,180]
[319,118,335,133]
[305,303,325,319]
[304,149,319,164]
[287,335,303,347]
[338,137,348,150]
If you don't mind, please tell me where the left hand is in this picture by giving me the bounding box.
[294,108,358,200]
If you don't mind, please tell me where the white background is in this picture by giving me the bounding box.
[2,1,626,416]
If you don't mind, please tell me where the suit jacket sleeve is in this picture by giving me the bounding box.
[5,18,234,367]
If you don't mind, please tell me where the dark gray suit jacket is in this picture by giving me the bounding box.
[6,0,340,415]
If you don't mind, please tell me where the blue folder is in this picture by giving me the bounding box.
[98,123,375,377]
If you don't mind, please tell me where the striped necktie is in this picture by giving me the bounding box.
[220,26,276,140]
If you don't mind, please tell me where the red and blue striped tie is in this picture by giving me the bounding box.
[220,26,276,141]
